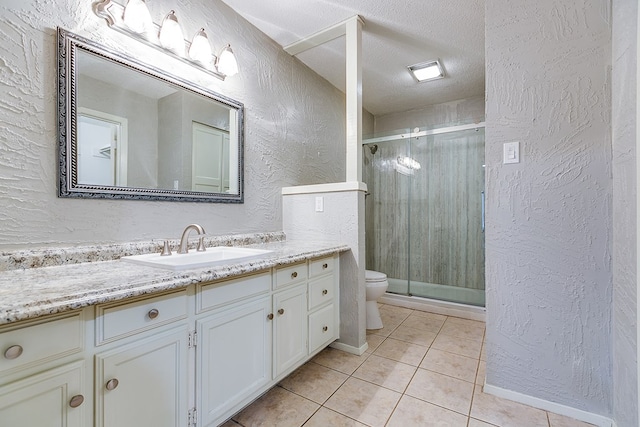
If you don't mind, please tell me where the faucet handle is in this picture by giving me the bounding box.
[161,240,172,256]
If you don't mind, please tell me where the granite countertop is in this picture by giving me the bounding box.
[0,240,349,326]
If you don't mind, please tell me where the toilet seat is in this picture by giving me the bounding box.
[365,270,387,282]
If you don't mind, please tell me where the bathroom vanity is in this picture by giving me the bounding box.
[0,239,345,427]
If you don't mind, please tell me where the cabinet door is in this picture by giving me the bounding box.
[273,284,307,378]
[197,296,272,427]
[0,361,86,427]
[95,328,188,427]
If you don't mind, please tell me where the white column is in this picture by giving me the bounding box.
[345,17,363,182]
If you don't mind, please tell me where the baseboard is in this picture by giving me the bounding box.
[483,384,614,427]
[379,293,486,322]
[330,340,368,356]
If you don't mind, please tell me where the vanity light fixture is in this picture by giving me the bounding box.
[122,0,154,37]
[216,44,238,76]
[408,60,445,83]
[159,10,185,55]
[188,28,213,66]
[94,0,239,80]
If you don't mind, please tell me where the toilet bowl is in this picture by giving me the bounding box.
[365,270,389,330]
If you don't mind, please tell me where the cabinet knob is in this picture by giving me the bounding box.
[105,378,119,391]
[4,345,23,360]
[148,308,159,319]
[291,271,298,279]
[267,313,274,320]
[323,263,328,269]
[278,308,285,315]
[322,289,328,295]
[322,326,328,332]
[69,394,84,408]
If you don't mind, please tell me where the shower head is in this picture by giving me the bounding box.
[369,144,378,155]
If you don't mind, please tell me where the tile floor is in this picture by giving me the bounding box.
[223,304,595,427]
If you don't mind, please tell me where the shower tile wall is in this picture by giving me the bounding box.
[364,129,485,293]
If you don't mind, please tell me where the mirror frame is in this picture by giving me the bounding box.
[57,27,245,203]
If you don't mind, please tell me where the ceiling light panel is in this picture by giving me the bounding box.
[408,60,444,82]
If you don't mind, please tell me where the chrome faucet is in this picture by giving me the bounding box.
[177,224,206,254]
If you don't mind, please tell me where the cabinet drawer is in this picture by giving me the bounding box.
[0,312,83,375]
[198,271,271,313]
[309,256,334,278]
[96,290,188,345]
[274,263,307,289]
[308,275,334,310]
[308,304,336,354]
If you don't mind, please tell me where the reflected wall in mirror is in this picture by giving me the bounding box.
[58,27,244,202]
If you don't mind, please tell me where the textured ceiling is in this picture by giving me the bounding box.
[220,0,485,116]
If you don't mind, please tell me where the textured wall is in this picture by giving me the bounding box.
[485,0,612,415]
[611,0,638,425]
[0,0,346,249]
[373,95,485,135]
[283,188,367,351]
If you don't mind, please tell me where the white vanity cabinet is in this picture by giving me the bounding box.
[307,256,339,355]
[196,272,272,427]
[0,252,341,427]
[0,311,88,427]
[272,274,308,379]
[93,291,189,427]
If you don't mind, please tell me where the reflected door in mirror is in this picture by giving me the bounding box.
[77,109,128,187]
[192,123,230,193]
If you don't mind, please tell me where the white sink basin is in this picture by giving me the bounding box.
[121,247,274,271]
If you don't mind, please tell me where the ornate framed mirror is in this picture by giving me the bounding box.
[57,28,244,203]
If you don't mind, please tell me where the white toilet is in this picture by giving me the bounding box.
[365,270,389,330]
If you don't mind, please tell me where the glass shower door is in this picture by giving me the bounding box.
[408,127,485,306]
[363,135,411,294]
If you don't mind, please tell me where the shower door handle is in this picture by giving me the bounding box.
[481,191,485,232]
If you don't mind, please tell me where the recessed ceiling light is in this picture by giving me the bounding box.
[408,60,445,82]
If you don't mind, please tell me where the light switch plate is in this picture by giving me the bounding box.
[503,141,520,164]
[315,196,324,212]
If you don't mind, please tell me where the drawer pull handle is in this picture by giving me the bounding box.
[267,313,274,320]
[148,309,159,319]
[105,379,119,391]
[4,345,23,360]
[291,271,298,279]
[323,263,328,269]
[69,395,84,408]
[323,326,328,332]
[278,308,285,315]
[322,289,328,295]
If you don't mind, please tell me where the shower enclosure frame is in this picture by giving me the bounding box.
[363,122,486,313]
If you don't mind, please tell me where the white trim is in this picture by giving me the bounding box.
[379,293,485,322]
[363,122,486,145]
[282,181,368,195]
[483,384,614,427]
[283,15,365,56]
[330,340,368,356]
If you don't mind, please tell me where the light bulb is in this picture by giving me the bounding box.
[122,0,154,36]
[188,28,213,66]
[159,10,185,55]
[216,44,238,76]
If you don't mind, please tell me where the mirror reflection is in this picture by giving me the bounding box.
[58,28,244,202]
